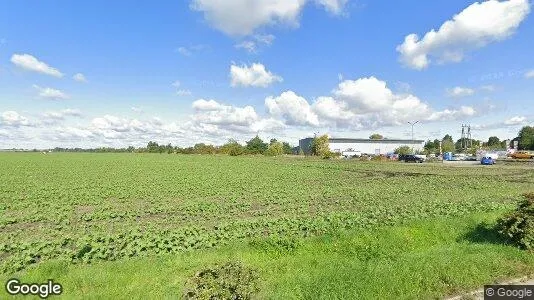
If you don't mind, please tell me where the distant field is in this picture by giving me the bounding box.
[1,153,533,298]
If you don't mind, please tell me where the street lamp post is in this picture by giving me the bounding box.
[408,121,419,154]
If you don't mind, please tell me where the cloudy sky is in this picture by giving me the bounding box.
[0,0,533,148]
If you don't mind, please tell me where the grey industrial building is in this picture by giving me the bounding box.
[299,137,425,156]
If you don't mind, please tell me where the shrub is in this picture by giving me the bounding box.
[249,236,301,254]
[184,261,260,300]
[394,146,412,155]
[496,193,534,250]
[322,151,340,159]
[264,142,284,157]
[370,155,387,161]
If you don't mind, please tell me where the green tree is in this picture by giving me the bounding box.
[194,143,216,154]
[265,141,284,156]
[369,133,384,140]
[441,140,455,153]
[517,126,534,150]
[282,142,293,155]
[147,141,159,153]
[246,136,268,154]
[165,143,173,154]
[394,146,412,155]
[487,136,501,147]
[220,139,244,156]
[442,134,453,143]
[311,135,332,158]
[423,139,440,154]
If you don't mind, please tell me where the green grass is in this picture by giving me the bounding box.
[2,212,533,299]
[1,153,533,298]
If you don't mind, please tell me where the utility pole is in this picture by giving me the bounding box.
[408,121,419,154]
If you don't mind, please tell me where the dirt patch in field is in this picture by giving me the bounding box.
[75,205,95,215]
[0,220,54,234]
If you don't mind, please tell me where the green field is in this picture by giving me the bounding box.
[1,153,533,299]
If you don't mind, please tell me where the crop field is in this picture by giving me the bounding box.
[1,153,534,298]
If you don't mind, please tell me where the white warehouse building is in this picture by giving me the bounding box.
[299,137,425,156]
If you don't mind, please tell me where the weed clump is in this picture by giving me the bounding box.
[496,193,534,250]
[184,261,260,300]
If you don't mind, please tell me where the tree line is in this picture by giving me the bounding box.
[46,136,296,156]
[420,126,534,155]
[35,125,534,156]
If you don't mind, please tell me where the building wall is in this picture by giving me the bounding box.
[299,137,424,155]
[328,141,423,155]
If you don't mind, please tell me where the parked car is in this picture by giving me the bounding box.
[511,151,534,159]
[403,154,424,163]
[481,156,495,165]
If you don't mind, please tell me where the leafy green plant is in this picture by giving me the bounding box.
[496,193,534,250]
[183,261,260,300]
[1,153,532,273]
[249,236,301,254]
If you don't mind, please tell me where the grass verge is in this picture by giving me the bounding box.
[2,211,532,299]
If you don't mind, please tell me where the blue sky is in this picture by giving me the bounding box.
[0,0,533,148]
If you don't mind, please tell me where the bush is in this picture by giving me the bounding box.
[394,146,412,155]
[322,151,340,159]
[184,261,260,300]
[264,141,284,156]
[496,193,534,250]
[370,155,387,161]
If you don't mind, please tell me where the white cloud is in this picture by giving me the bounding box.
[190,0,306,36]
[525,70,534,79]
[427,106,476,121]
[191,100,259,126]
[49,127,95,140]
[230,63,282,87]
[312,96,354,122]
[176,45,208,56]
[397,0,530,69]
[480,85,496,92]
[265,91,320,126]
[11,54,64,77]
[322,77,437,127]
[172,81,192,96]
[33,85,69,100]
[235,34,276,53]
[85,115,184,142]
[191,99,285,135]
[263,77,477,130]
[235,41,257,52]
[190,0,347,36]
[177,89,193,96]
[177,47,192,56]
[42,109,82,121]
[192,99,224,111]
[131,106,144,113]
[1,111,33,127]
[504,116,527,125]
[73,73,87,82]
[254,34,276,45]
[447,86,475,98]
[315,0,348,14]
